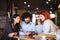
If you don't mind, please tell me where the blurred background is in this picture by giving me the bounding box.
[0,0,60,39]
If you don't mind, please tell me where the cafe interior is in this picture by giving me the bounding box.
[0,0,60,40]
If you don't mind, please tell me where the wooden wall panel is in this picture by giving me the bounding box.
[0,0,7,16]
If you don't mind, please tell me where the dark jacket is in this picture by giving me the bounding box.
[1,23,20,40]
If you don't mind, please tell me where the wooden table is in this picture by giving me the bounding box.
[12,33,56,40]
[13,36,35,40]
[38,33,56,40]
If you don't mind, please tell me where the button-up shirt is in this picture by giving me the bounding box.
[19,21,36,36]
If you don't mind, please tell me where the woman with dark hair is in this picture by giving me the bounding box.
[19,12,36,36]
[40,10,58,33]
[1,14,21,40]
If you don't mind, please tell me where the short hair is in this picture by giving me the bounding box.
[21,12,32,21]
[40,10,50,20]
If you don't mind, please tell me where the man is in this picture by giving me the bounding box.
[19,12,36,36]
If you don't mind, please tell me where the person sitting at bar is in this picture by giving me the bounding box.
[19,12,36,36]
[39,10,59,33]
[1,14,21,40]
[35,12,43,34]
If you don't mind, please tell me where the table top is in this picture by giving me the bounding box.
[38,33,56,39]
[12,33,56,40]
[13,35,35,40]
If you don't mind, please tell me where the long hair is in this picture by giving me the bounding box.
[10,14,20,23]
[40,10,50,20]
[10,14,21,32]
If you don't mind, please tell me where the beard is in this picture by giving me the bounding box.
[25,21,30,24]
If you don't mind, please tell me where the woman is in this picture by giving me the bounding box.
[1,14,21,40]
[35,12,43,34]
[39,10,58,33]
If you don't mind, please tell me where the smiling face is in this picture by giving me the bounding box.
[39,10,50,22]
[14,16,20,23]
[40,14,45,22]
[35,14,40,22]
[24,17,31,24]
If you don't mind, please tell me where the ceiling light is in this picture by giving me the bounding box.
[48,0,51,1]
[46,1,49,4]
[24,2,27,4]
[36,8,39,10]
[27,5,30,7]
[49,11,52,14]
[50,7,53,9]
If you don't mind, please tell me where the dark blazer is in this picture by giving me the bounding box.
[1,23,20,40]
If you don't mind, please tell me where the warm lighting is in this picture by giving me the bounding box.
[36,8,39,10]
[50,7,53,9]
[50,13,56,18]
[24,2,27,4]
[49,11,52,14]
[58,4,60,8]
[46,1,49,4]
[48,0,51,1]
[27,5,30,7]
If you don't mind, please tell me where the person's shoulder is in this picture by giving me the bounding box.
[4,23,11,30]
[30,22,34,24]
[44,19,51,23]
[20,21,23,24]
[43,19,51,24]
[20,21,25,25]
[30,22,35,27]
[6,23,11,26]
[46,19,53,23]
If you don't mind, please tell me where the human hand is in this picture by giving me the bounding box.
[24,31,31,36]
[8,32,17,37]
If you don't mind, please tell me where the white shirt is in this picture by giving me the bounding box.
[42,19,57,33]
[19,21,36,36]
